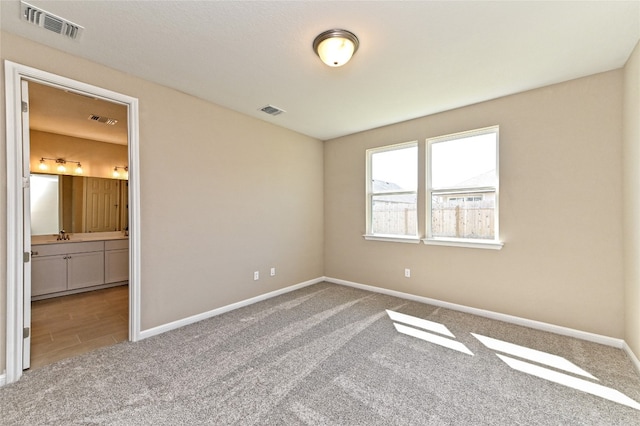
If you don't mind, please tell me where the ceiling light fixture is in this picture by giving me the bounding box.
[313,29,359,67]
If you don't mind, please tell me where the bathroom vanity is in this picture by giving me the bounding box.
[31,232,129,300]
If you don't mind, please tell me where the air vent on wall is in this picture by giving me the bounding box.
[260,105,286,116]
[21,1,84,40]
[88,114,118,126]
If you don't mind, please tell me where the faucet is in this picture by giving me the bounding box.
[57,230,69,241]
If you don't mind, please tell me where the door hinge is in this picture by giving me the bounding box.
[23,327,30,338]
[23,251,30,262]
[21,101,28,113]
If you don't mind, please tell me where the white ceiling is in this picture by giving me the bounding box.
[28,81,129,145]
[2,1,639,141]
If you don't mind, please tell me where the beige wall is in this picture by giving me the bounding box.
[30,130,128,180]
[1,32,324,372]
[325,70,625,338]
[623,40,640,358]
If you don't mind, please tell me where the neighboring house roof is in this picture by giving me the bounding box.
[372,179,403,192]
[452,169,496,188]
[372,180,416,204]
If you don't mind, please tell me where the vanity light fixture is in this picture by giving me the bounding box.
[38,157,83,174]
[113,165,128,179]
[313,29,359,67]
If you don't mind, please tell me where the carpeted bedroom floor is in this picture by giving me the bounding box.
[1,282,639,425]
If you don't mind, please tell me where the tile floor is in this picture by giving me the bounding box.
[29,285,129,369]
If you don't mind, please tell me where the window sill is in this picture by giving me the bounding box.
[422,238,504,250]
[363,234,421,244]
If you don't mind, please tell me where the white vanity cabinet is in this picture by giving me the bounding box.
[67,250,106,290]
[105,239,129,284]
[31,240,107,298]
[31,254,68,296]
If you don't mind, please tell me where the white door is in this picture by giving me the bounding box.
[85,177,120,232]
[21,79,32,370]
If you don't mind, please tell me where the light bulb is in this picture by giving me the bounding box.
[75,163,83,174]
[38,159,48,171]
[113,167,120,178]
[57,163,66,173]
[316,37,356,67]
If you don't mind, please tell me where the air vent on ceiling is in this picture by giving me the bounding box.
[21,1,84,40]
[260,105,286,116]
[88,115,118,126]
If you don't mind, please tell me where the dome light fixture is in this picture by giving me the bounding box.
[313,29,359,67]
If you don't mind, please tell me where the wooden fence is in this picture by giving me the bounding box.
[372,203,494,238]
[431,206,494,239]
[372,203,417,236]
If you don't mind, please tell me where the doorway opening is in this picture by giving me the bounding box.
[5,61,141,384]
[28,81,130,369]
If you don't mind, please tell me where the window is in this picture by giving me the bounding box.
[365,142,418,241]
[426,126,501,248]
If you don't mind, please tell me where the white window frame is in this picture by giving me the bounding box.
[364,141,420,243]
[424,126,503,250]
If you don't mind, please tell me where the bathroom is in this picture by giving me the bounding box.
[27,81,130,369]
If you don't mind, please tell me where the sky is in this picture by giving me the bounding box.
[431,133,496,188]
[371,133,497,190]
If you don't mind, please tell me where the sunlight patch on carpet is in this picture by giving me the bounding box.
[496,354,640,411]
[386,310,473,355]
[471,333,596,379]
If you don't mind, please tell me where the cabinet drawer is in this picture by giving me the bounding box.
[32,241,104,257]
[105,239,129,251]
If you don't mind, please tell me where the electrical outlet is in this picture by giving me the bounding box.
[270,267,276,276]
[404,268,411,278]
[254,271,259,281]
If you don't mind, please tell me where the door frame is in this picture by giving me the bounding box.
[4,60,141,384]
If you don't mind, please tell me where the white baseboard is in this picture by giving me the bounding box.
[325,276,625,349]
[623,341,640,376]
[130,275,640,377]
[138,277,323,340]
[0,372,5,387]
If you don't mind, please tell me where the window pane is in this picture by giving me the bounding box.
[431,133,496,189]
[431,192,495,239]
[372,194,417,236]
[372,146,417,192]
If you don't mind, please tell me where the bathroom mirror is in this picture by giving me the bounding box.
[30,173,128,236]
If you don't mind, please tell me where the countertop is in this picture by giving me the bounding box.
[32,231,128,245]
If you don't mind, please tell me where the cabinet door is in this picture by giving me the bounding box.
[67,251,105,290]
[32,255,67,296]
[105,249,129,284]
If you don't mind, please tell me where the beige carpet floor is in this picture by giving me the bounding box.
[1,282,639,425]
